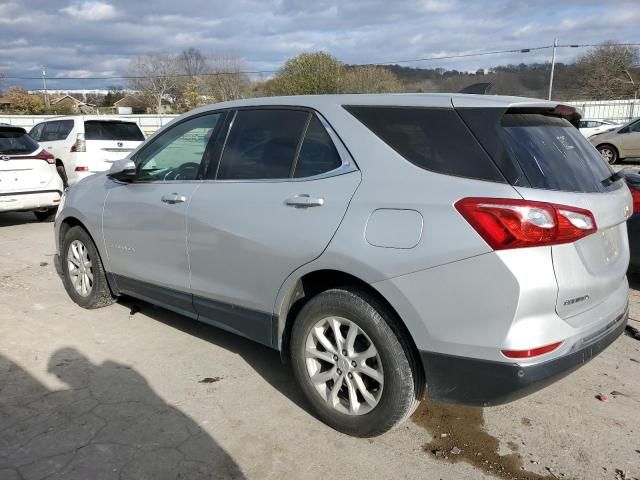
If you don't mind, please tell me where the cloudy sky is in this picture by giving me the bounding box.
[1,0,639,90]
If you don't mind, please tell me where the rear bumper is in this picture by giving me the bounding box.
[420,305,628,406]
[0,190,61,213]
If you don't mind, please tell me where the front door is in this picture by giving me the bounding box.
[187,109,361,345]
[102,112,223,315]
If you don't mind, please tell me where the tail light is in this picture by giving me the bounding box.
[629,187,640,214]
[75,166,89,172]
[502,341,562,359]
[455,197,597,250]
[70,133,86,152]
[33,150,55,164]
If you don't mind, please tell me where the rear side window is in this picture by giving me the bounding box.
[344,106,504,182]
[29,123,44,141]
[499,114,616,193]
[40,120,74,142]
[0,128,39,155]
[217,109,308,180]
[84,121,144,141]
[294,116,342,178]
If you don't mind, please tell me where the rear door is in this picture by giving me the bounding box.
[84,120,145,171]
[0,129,52,193]
[187,108,360,345]
[457,105,631,325]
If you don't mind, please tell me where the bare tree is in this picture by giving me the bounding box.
[202,54,251,102]
[576,41,640,99]
[180,48,208,78]
[128,53,180,113]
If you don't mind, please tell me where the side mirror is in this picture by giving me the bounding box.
[107,159,136,182]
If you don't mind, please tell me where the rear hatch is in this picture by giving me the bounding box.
[456,102,632,326]
[0,128,53,192]
[83,120,144,172]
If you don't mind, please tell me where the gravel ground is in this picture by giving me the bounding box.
[0,211,639,480]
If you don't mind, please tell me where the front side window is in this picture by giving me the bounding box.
[136,113,221,182]
[629,120,640,133]
[216,109,309,180]
[29,123,44,141]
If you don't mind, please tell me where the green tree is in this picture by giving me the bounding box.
[340,65,403,93]
[267,52,345,95]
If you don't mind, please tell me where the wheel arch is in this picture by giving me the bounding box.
[276,269,424,387]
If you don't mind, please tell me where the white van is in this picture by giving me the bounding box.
[29,116,145,186]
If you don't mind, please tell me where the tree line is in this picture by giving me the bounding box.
[1,42,638,115]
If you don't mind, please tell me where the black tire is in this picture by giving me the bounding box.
[597,144,619,165]
[56,164,68,188]
[61,225,115,309]
[33,207,57,222]
[290,287,422,437]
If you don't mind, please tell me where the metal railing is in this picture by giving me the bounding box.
[564,99,639,124]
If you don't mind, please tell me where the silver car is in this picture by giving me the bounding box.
[54,94,631,437]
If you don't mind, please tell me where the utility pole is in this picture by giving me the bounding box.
[41,66,49,108]
[548,37,558,100]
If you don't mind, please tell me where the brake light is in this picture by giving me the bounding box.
[629,188,640,214]
[31,150,55,164]
[71,133,86,152]
[455,198,597,250]
[75,166,89,172]
[502,341,562,359]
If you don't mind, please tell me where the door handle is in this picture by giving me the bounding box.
[161,193,187,204]
[285,194,324,208]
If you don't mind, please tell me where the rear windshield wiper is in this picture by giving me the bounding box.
[601,171,624,187]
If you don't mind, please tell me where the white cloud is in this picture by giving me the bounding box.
[61,1,116,21]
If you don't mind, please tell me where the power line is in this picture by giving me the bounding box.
[2,42,639,81]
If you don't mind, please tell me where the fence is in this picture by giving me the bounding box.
[564,99,639,124]
[0,114,179,136]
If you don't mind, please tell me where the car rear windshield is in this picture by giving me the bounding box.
[457,108,620,193]
[344,106,505,182]
[84,121,144,141]
[0,128,39,155]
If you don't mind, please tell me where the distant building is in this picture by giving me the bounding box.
[49,95,95,114]
[113,95,147,114]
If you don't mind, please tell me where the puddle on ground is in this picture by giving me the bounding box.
[411,397,555,480]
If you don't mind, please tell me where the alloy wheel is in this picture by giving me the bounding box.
[67,239,94,297]
[304,316,384,415]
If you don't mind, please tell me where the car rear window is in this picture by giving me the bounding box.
[343,106,505,182]
[499,113,617,193]
[0,128,39,155]
[84,121,144,141]
[457,108,621,193]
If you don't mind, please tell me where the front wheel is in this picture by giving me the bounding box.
[61,226,115,309]
[290,288,422,437]
[597,144,619,165]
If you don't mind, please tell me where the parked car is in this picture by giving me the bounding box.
[589,117,640,164]
[29,116,145,186]
[54,95,631,437]
[578,118,620,138]
[623,171,640,271]
[0,125,63,221]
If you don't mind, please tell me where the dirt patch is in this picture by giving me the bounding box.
[411,397,555,480]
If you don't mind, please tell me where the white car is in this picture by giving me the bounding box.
[0,125,63,222]
[29,116,145,186]
[578,119,620,138]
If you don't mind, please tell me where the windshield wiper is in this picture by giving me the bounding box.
[601,171,624,187]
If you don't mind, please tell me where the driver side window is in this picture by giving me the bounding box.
[136,113,221,182]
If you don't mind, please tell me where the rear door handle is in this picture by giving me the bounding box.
[285,194,324,208]
[161,193,187,204]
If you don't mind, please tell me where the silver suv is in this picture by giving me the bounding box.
[54,94,631,437]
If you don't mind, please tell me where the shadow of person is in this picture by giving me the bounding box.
[0,350,245,480]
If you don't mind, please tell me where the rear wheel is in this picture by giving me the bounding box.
[33,207,57,222]
[56,164,68,188]
[597,144,619,165]
[290,287,422,437]
[61,226,115,309]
